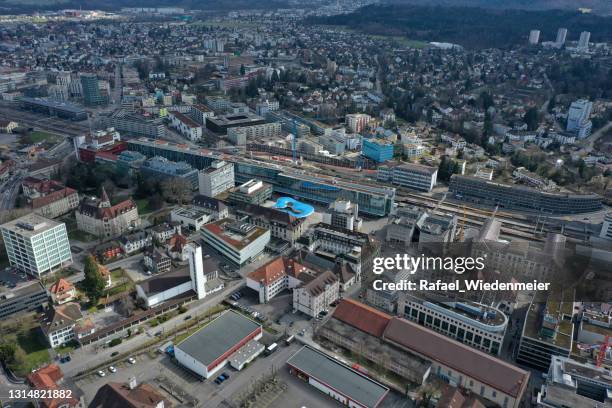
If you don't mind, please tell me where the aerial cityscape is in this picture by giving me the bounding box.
[0,1,611,408]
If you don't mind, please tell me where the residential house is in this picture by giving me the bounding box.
[119,230,152,255]
[49,278,77,304]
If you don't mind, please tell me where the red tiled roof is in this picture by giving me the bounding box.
[27,364,63,389]
[383,317,529,398]
[27,364,80,408]
[31,187,77,209]
[247,257,310,286]
[49,278,74,295]
[332,298,392,338]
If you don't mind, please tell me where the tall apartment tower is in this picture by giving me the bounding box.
[187,242,207,299]
[80,74,108,106]
[566,99,593,139]
[555,28,567,47]
[578,31,591,51]
[529,30,541,45]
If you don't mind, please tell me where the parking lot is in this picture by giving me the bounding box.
[0,266,33,288]
[74,340,342,408]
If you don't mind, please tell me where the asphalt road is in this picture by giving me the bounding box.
[60,279,243,377]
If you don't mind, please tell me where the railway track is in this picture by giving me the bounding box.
[395,193,545,242]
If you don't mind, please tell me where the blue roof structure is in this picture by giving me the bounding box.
[273,197,314,218]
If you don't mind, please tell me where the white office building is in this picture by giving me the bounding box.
[377,163,438,192]
[398,294,508,356]
[170,206,211,232]
[198,160,235,197]
[201,219,270,266]
[322,200,362,232]
[1,214,72,276]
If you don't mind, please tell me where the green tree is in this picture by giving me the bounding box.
[0,343,16,363]
[240,64,246,76]
[438,156,459,182]
[523,107,540,131]
[83,256,105,304]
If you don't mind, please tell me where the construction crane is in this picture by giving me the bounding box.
[597,335,610,367]
[457,204,498,242]
[458,205,467,242]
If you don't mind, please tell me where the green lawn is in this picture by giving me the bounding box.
[25,131,63,144]
[328,26,429,49]
[110,268,126,281]
[106,281,135,297]
[55,341,78,356]
[68,229,97,243]
[136,198,153,214]
[13,328,51,376]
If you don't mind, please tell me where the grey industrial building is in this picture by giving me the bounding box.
[174,310,262,378]
[449,175,603,214]
[287,346,390,408]
[0,281,48,320]
[18,97,87,121]
[206,113,265,134]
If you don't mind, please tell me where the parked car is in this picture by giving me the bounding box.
[108,366,117,373]
[127,357,136,365]
[97,370,106,377]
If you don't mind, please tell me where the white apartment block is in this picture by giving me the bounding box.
[198,160,235,197]
[189,104,214,126]
[1,214,72,276]
[529,30,541,45]
[169,110,203,141]
[345,113,371,133]
[227,122,282,145]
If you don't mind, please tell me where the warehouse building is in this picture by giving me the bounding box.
[175,310,262,378]
[287,346,389,408]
